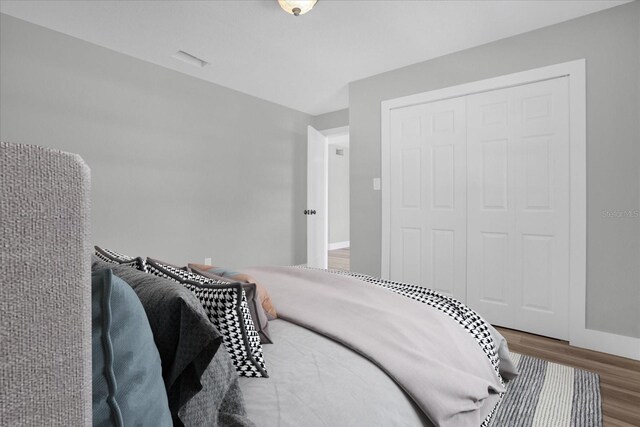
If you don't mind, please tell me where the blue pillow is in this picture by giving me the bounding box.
[92,269,172,427]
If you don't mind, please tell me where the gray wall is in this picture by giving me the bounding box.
[349,2,640,338]
[312,108,349,131]
[328,144,350,244]
[0,13,310,268]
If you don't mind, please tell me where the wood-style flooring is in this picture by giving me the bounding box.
[328,247,350,271]
[496,327,640,427]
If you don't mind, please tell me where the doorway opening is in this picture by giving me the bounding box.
[307,125,349,270]
[328,133,350,271]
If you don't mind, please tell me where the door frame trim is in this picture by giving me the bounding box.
[380,59,607,356]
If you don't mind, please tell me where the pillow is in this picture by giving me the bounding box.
[92,268,172,427]
[188,263,277,320]
[92,256,222,427]
[95,246,146,272]
[189,267,272,344]
[147,258,268,378]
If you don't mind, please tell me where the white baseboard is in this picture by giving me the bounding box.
[328,241,350,250]
[570,328,640,361]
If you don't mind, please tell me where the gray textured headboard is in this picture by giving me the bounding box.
[1,142,92,426]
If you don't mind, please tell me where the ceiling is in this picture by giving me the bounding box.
[0,1,628,116]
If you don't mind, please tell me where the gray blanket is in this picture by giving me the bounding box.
[240,319,431,426]
[244,266,512,427]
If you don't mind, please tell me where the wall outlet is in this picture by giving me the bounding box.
[204,257,212,265]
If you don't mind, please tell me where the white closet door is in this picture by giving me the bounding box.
[389,98,467,300]
[466,77,570,339]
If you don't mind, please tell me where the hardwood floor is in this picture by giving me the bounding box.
[328,247,350,271]
[496,327,640,427]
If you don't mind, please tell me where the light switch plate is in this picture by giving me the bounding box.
[204,257,212,265]
[373,177,381,191]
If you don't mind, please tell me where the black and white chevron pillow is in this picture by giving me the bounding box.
[146,258,268,378]
[94,246,147,272]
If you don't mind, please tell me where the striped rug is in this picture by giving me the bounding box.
[489,352,601,427]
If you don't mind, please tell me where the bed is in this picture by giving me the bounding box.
[1,142,517,427]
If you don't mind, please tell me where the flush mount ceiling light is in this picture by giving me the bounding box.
[278,0,317,16]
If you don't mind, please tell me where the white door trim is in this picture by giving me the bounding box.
[381,60,638,360]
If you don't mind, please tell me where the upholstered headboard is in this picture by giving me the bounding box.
[1,142,92,425]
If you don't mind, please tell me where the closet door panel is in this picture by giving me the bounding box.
[389,98,467,300]
[424,98,467,299]
[513,78,570,339]
[467,78,570,340]
[467,88,517,327]
[390,106,426,286]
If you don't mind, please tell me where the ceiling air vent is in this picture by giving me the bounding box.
[172,50,209,68]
